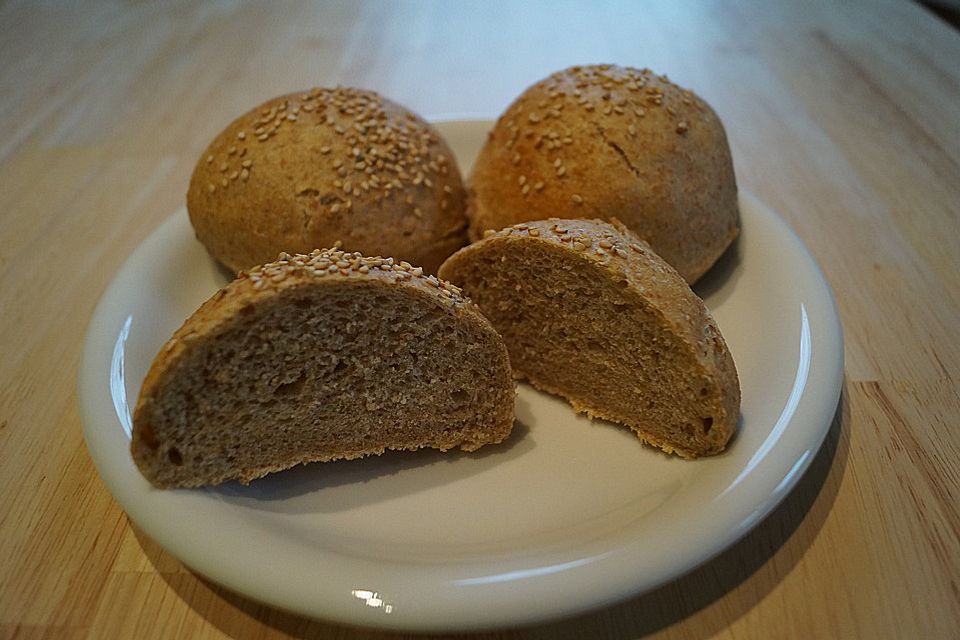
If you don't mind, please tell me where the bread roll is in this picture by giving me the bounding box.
[438,218,739,458]
[187,87,468,274]
[468,64,739,283]
[132,248,515,488]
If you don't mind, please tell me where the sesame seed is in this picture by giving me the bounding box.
[207,183,216,193]
[230,171,239,180]
[528,227,540,236]
[228,146,237,155]
[240,169,249,181]
[553,158,562,168]
[676,121,688,134]
[220,178,228,187]
[556,166,567,176]
[572,194,583,204]
[573,241,586,251]
[206,155,214,164]
[219,163,228,172]
[242,159,252,168]
[521,184,530,195]
[320,146,331,154]
[518,175,527,185]
[534,181,544,191]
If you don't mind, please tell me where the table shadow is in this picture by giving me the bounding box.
[136,380,849,639]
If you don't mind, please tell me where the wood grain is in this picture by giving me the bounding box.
[2,0,958,638]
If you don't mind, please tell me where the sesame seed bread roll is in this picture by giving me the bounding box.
[438,218,740,458]
[468,64,740,283]
[132,249,515,489]
[187,87,468,275]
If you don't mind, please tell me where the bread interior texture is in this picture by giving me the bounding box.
[445,241,730,457]
[136,282,513,487]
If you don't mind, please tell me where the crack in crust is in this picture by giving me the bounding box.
[596,123,642,179]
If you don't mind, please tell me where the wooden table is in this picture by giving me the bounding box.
[2,1,958,637]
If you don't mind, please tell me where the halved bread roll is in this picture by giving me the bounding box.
[438,219,739,457]
[132,248,515,488]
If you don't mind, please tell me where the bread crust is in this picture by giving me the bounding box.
[439,218,740,457]
[187,87,468,275]
[132,249,515,488]
[468,64,740,283]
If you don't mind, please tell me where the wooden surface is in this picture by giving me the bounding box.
[2,1,958,638]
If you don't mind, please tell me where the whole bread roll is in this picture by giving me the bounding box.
[439,218,740,458]
[187,87,468,274]
[132,248,515,488]
[468,64,739,283]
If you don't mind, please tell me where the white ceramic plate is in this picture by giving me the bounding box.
[79,120,843,632]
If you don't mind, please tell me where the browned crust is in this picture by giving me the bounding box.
[187,87,468,275]
[467,64,740,283]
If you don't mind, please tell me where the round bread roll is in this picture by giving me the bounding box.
[468,64,739,283]
[132,248,516,488]
[187,87,468,274]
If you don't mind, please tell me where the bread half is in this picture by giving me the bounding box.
[438,219,739,457]
[132,249,515,488]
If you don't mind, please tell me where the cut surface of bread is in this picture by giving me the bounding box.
[132,249,515,488]
[438,219,739,458]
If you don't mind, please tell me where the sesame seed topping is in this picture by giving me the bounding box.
[572,194,583,204]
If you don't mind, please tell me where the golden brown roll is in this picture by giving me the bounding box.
[188,87,468,274]
[468,64,739,283]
